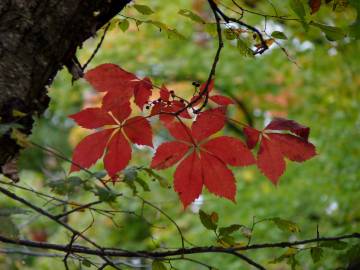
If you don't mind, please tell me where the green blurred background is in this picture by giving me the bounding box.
[1,0,359,269]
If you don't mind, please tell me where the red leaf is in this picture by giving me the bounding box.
[123,116,153,147]
[192,107,226,142]
[210,95,234,106]
[134,77,152,109]
[309,0,321,14]
[151,141,190,169]
[174,152,203,208]
[165,122,193,143]
[70,129,114,173]
[243,126,261,149]
[69,108,116,129]
[199,79,215,94]
[110,101,131,123]
[202,136,255,167]
[201,152,236,202]
[265,118,310,141]
[171,101,192,119]
[85,63,137,92]
[160,84,170,101]
[268,134,316,162]
[102,90,133,111]
[104,131,132,177]
[257,136,285,185]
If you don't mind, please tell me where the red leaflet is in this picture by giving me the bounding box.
[70,129,114,173]
[70,106,153,177]
[191,79,234,106]
[85,64,153,111]
[244,119,316,184]
[123,116,153,147]
[201,152,236,202]
[151,107,255,208]
[243,126,261,149]
[202,136,255,166]
[69,108,116,129]
[192,107,226,141]
[174,152,203,208]
[309,0,321,14]
[133,77,153,109]
[151,141,190,169]
[85,63,136,93]
[265,117,310,141]
[257,136,285,184]
[104,131,132,177]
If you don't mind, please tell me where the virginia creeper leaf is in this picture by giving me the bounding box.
[192,107,226,141]
[134,77,153,109]
[265,117,310,141]
[104,131,132,177]
[174,152,203,208]
[201,152,236,201]
[243,126,261,149]
[69,108,116,129]
[151,141,189,169]
[257,136,286,184]
[70,129,114,173]
[123,116,153,147]
[85,63,136,92]
[202,136,255,167]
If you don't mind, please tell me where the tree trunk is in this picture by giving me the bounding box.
[0,0,130,168]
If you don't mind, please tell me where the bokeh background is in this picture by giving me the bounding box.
[1,0,359,269]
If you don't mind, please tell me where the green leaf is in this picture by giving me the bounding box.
[48,176,83,195]
[218,235,235,246]
[199,210,218,230]
[271,217,300,233]
[310,22,346,41]
[124,167,138,181]
[82,259,92,267]
[0,207,29,216]
[119,19,130,32]
[95,187,117,203]
[289,0,306,19]
[224,29,237,40]
[0,216,19,238]
[205,24,217,37]
[271,31,288,40]
[166,29,186,40]
[135,176,150,192]
[218,224,242,236]
[178,9,205,24]
[310,247,323,263]
[237,38,254,58]
[319,240,348,250]
[269,248,297,264]
[289,0,309,31]
[152,260,167,270]
[345,244,360,261]
[134,4,154,15]
[147,20,169,31]
[143,168,170,188]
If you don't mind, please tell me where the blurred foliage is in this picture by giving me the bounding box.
[1,0,359,269]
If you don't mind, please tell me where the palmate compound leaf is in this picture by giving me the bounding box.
[243,118,316,184]
[84,63,153,110]
[70,106,153,178]
[151,107,255,208]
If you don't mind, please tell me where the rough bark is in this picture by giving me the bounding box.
[0,0,131,168]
